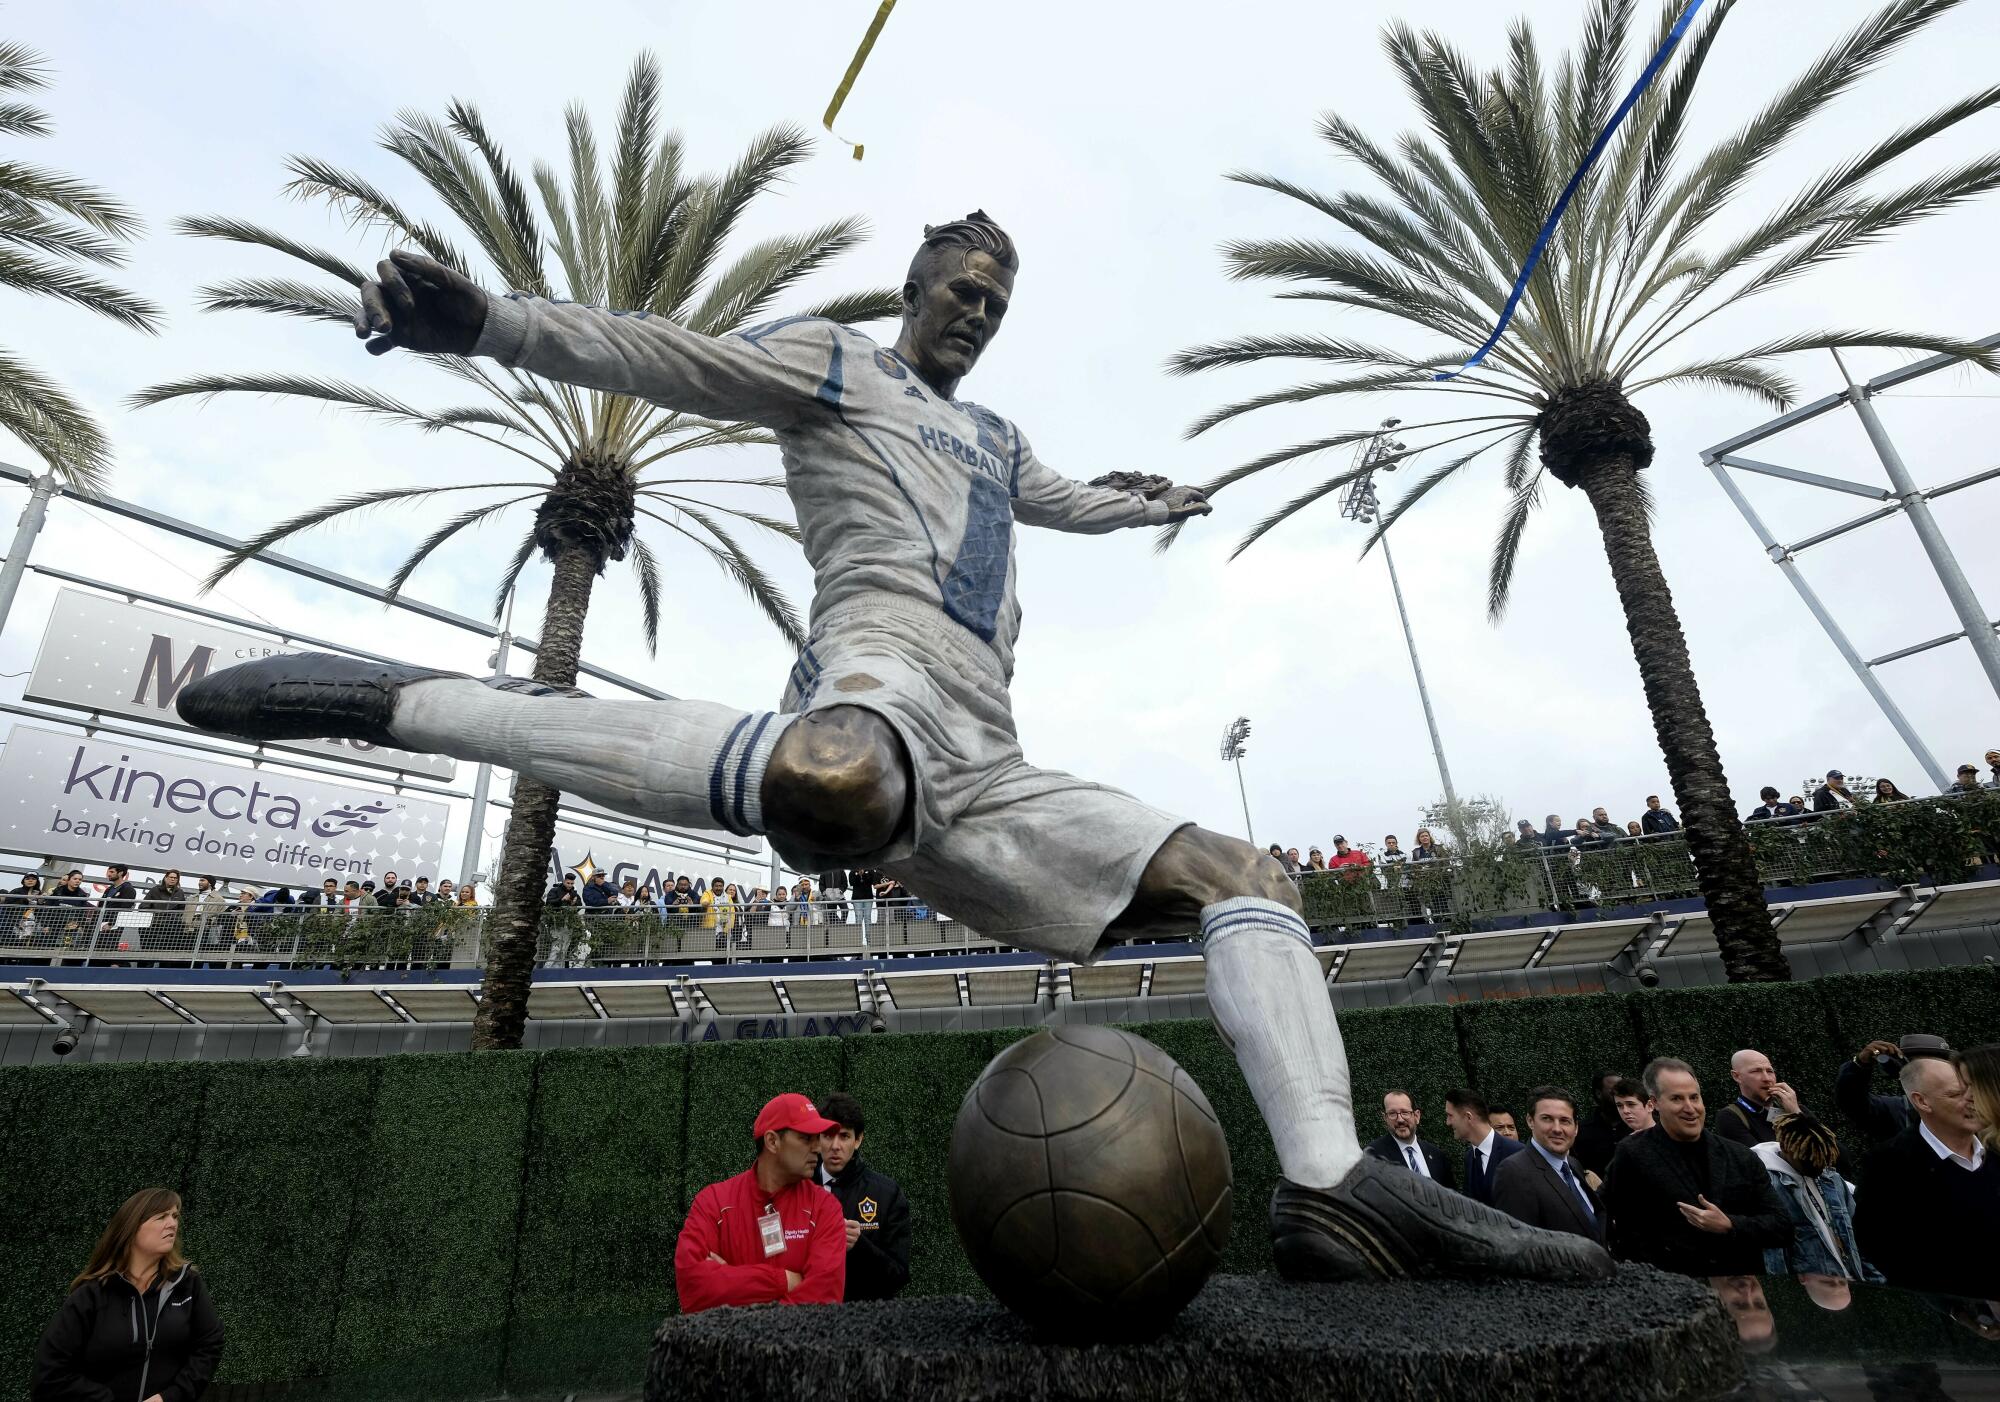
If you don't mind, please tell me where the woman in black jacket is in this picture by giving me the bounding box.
[33,1187,224,1402]
[2,874,42,943]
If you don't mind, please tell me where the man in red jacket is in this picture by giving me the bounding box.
[675,1093,847,1313]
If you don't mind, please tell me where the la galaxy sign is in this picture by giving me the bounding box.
[26,588,454,780]
[0,726,448,886]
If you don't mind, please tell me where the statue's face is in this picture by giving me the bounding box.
[902,248,1013,388]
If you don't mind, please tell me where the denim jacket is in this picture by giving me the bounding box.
[1752,1140,1884,1281]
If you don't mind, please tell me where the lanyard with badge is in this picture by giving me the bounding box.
[758,1201,786,1258]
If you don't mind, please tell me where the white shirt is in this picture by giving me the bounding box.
[1473,1129,1497,1179]
[1919,1120,1987,1172]
[1395,1136,1432,1179]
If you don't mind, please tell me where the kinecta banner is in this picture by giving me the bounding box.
[546,826,765,896]
[26,588,456,780]
[0,725,449,886]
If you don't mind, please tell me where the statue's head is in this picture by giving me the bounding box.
[899,210,1018,391]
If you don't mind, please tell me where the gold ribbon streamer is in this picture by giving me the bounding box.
[822,0,898,160]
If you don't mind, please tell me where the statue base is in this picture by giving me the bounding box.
[645,1267,1738,1401]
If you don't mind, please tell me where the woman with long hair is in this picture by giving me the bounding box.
[1872,777,1912,803]
[1961,1044,2000,1156]
[34,1187,224,1401]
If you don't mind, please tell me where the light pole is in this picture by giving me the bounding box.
[456,585,516,891]
[1220,716,1255,846]
[1341,420,1463,829]
[0,473,59,642]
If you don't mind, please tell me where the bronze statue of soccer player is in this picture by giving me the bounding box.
[182,213,1611,1288]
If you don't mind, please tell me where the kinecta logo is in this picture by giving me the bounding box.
[311,800,391,839]
[61,746,393,834]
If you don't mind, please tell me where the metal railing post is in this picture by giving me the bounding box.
[0,472,58,642]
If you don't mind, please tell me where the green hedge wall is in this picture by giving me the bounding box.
[1,965,1996,1399]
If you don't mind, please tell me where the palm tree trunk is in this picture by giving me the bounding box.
[470,545,600,1050]
[1576,458,1791,983]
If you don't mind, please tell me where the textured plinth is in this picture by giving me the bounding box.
[646,1267,1740,1402]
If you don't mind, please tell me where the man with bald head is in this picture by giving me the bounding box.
[1854,1056,1999,1298]
[1714,1048,1802,1149]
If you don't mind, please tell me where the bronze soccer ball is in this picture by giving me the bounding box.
[947,1025,1232,1341]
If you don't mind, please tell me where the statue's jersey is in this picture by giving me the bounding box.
[473,296,1168,682]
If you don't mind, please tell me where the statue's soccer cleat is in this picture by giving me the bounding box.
[1270,1155,1615,1284]
[175,652,586,749]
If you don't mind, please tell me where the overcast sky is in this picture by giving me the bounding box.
[3,0,1997,883]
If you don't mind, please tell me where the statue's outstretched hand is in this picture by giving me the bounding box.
[1089,471,1212,522]
[356,250,488,356]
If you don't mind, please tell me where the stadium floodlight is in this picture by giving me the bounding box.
[1220,717,1255,846]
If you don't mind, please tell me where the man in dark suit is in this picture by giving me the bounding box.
[1600,1058,1791,1277]
[1854,1055,2000,1298]
[1446,1087,1525,1205]
[1493,1086,1606,1243]
[1365,1089,1456,1190]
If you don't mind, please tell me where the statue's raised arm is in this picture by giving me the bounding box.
[356,249,824,429]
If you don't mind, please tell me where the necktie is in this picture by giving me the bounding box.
[1405,1145,1421,1174]
[1561,1161,1595,1220]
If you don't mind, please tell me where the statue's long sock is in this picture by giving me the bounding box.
[1200,897,1361,1189]
[393,678,794,838]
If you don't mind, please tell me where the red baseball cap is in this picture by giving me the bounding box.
[752,1092,837,1141]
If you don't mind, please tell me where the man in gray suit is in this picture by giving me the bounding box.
[1493,1086,1607,1244]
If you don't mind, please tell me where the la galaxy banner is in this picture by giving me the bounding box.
[546,825,766,896]
[26,588,456,781]
[0,725,449,887]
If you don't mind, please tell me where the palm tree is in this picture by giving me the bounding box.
[1171,0,1999,984]
[135,56,899,1047]
[1,38,161,488]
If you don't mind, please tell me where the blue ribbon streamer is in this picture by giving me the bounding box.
[1436,0,1707,381]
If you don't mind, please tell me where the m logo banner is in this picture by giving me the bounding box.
[0,725,449,886]
[26,588,455,780]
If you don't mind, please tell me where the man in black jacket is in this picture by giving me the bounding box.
[1640,796,1680,835]
[1600,1058,1791,1277]
[1365,1090,1457,1189]
[1854,1055,2000,1298]
[1572,1070,1633,1176]
[815,1091,912,1300]
[1834,1034,1951,1145]
[1493,1087,1606,1244]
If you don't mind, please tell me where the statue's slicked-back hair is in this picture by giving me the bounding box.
[908,209,1019,285]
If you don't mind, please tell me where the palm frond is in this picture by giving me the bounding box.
[1487,469,1546,620]
[1167,333,1420,377]
[1626,358,1797,408]
[0,343,111,491]
[201,483,530,589]
[1725,328,2000,372]
[0,100,50,138]
[657,124,814,320]
[639,505,805,648]
[640,489,802,542]
[688,216,871,334]
[0,40,51,93]
[794,288,904,326]
[280,155,472,273]
[0,158,143,237]
[194,276,361,326]
[629,534,664,653]
[0,247,162,329]
[0,209,125,264]
[382,495,538,603]
[1360,428,1532,556]
[445,99,549,296]
[173,215,370,285]
[493,531,540,625]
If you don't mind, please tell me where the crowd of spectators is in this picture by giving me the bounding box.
[543,865,931,950]
[1,861,480,957]
[1375,1033,1998,1342]
[1269,747,2000,877]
